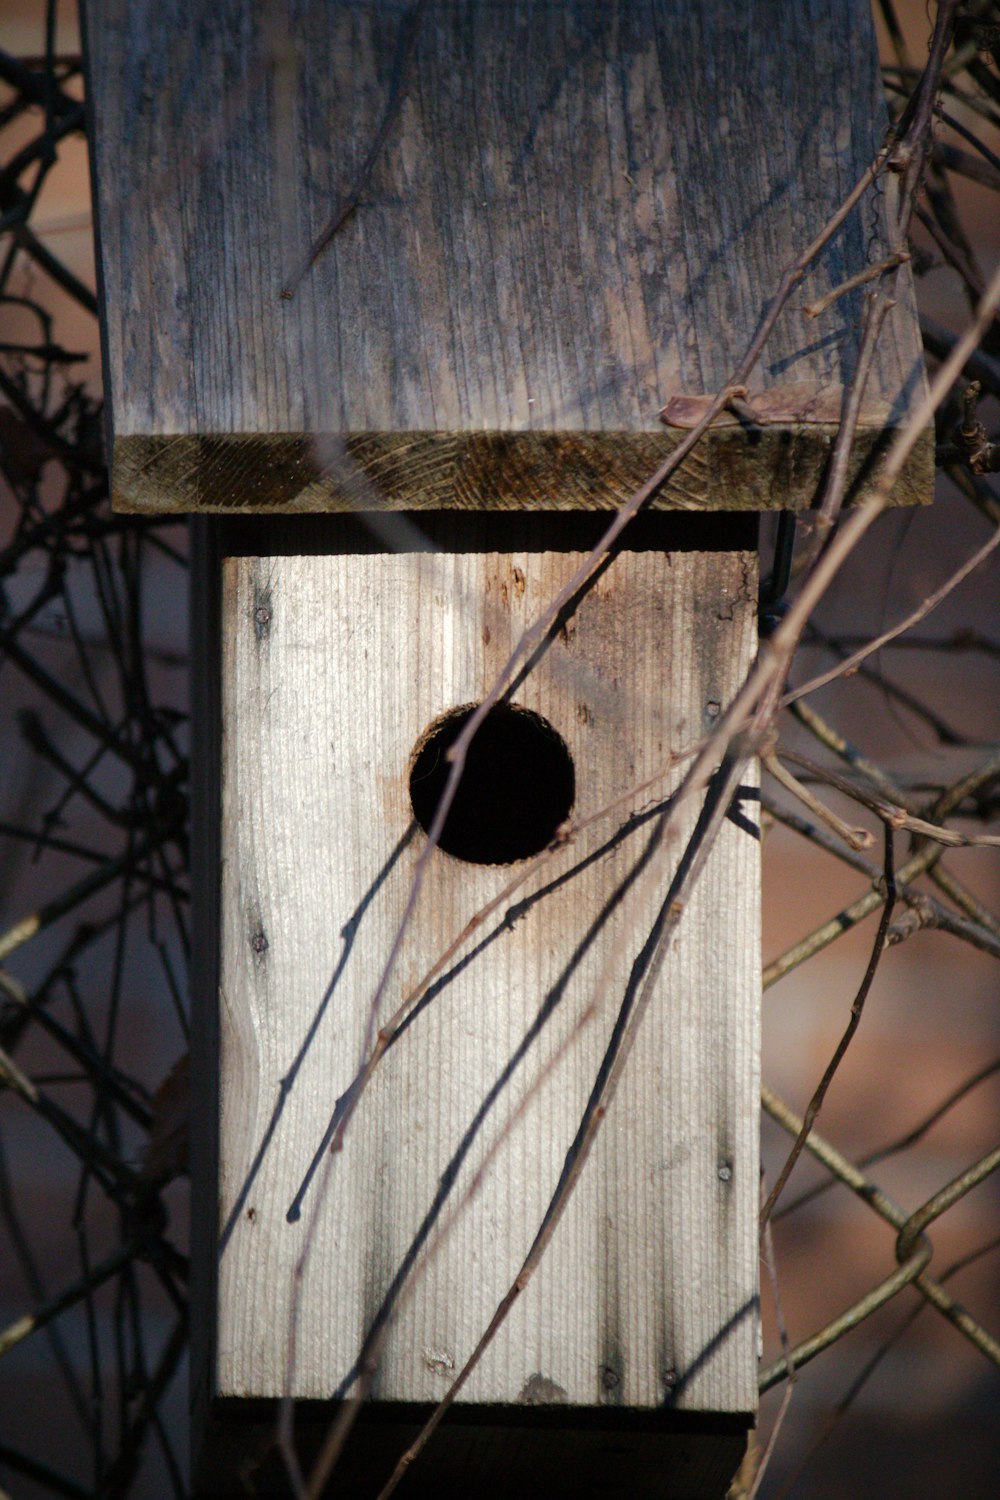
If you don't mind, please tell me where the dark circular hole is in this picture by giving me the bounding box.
[408,702,575,865]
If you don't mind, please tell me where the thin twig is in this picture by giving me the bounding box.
[746,1192,796,1500]
[373,758,749,1499]
[763,749,875,851]
[280,0,430,297]
[760,830,897,1228]
[777,1055,1000,1222]
[803,252,910,318]
[786,523,1000,707]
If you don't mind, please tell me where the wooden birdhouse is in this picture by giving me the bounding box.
[84,1,931,1495]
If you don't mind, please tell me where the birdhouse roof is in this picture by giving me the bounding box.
[84,0,932,514]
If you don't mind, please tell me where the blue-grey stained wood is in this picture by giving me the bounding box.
[82,0,932,513]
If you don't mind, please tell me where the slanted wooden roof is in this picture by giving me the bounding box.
[84,0,931,513]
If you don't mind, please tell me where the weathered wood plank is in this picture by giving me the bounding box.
[214,534,759,1475]
[83,0,932,513]
[112,417,924,514]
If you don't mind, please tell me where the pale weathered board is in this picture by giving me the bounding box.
[82,0,932,514]
[212,527,759,1490]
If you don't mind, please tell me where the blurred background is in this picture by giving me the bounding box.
[1,1,999,1496]
[1,4,190,1496]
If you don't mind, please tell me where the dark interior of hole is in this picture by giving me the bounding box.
[408,704,575,865]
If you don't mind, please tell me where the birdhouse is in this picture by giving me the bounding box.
[84,1,930,1495]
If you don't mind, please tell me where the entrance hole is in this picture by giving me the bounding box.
[408,702,575,865]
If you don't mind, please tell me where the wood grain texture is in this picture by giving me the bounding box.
[112,419,924,514]
[215,540,760,1444]
[82,0,932,514]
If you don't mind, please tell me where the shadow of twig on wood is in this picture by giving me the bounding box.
[326,805,673,1402]
[219,824,416,1251]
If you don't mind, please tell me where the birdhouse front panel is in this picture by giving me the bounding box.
[216,525,759,1420]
